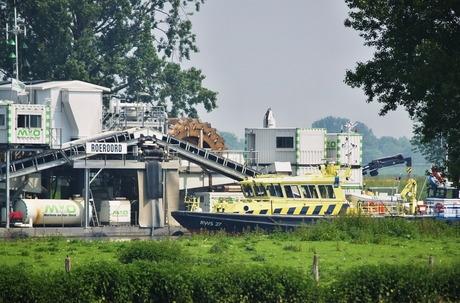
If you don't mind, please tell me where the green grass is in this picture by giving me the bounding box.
[178,232,458,283]
[0,236,120,272]
[2,217,459,284]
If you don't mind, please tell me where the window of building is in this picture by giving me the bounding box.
[0,114,5,127]
[276,136,294,148]
[17,114,42,128]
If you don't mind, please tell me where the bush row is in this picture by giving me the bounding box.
[0,261,459,303]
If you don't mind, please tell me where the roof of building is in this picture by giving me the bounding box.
[0,80,110,92]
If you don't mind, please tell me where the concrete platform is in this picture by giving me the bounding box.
[0,224,189,239]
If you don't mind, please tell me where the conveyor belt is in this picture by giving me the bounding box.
[0,129,146,180]
[154,133,260,181]
[0,128,261,182]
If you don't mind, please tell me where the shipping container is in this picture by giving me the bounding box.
[100,199,131,225]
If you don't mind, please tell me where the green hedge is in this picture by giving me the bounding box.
[0,261,458,302]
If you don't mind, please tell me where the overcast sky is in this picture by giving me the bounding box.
[180,0,414,139]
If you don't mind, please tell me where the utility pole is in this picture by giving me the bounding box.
[6,0,26,80]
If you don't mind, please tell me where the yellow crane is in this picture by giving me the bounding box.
[399,178,418,214]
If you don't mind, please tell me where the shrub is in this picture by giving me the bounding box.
[117,239,191,264]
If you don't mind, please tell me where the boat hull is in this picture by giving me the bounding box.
[171,210,332,233]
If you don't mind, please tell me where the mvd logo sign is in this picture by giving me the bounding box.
[17,129,41,137]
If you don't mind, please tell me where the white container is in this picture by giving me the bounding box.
[0,103,50,145]
[245,127,327,167]
[100,199,131,225]
[14,197,89,226]
[326,133,363,166]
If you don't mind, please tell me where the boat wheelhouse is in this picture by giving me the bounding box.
[171,163,352,233]
[213,165,349,216]
[426,184,460,220]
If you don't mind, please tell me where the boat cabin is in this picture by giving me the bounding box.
[239,176,343,200]
[427,186,459,199]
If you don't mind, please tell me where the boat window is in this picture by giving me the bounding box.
[433,188,459,199]
[267,184,284,197]
[435,188,446,198]
[242,185,254,197]
[254,184,267,197]
[318,185,336,199]
[301,185,317,199]
[446,189,458,199]
[284,185,301,198]
[427,188,435,198]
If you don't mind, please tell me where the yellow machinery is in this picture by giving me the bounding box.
[399,178,418,214]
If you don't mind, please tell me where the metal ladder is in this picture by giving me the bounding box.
[90,201,100,227]
[89,191,100,227]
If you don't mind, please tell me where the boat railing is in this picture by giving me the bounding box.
[184,196,201,212]
[356,201,407,216]
[367,186,400,196]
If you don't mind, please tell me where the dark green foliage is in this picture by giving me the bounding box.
[292,215,454,243]
[0,0,217,120]
[324,263,460,303]
[343,1,460,184]
[3,240,460,302]
[116,239,191,264]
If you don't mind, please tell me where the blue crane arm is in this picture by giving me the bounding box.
[362,153,412,176]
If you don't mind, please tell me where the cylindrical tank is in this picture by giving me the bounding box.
[13,196,91,226]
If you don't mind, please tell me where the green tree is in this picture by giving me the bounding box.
[218,131,244,151]
[0,0,217,118]
[411,135,448,168]
[343,0,460,185]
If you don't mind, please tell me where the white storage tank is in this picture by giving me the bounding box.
[100,199,131,225]
[13,196,89,226]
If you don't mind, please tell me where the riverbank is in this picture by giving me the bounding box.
[0,224,189,239]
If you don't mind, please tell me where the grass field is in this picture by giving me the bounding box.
[2,217,459,284]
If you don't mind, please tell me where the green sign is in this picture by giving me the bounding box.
[17,129,41,137]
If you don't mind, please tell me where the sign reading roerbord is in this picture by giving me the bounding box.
[86,142,127,154]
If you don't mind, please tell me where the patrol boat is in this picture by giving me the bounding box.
[171,162,352,233]
[424,165,460,223]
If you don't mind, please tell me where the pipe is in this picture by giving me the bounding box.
[163,111,168,134]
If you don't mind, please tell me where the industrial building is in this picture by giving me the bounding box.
[0,80,363,236]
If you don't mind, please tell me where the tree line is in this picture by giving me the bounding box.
[2,0,457,183]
